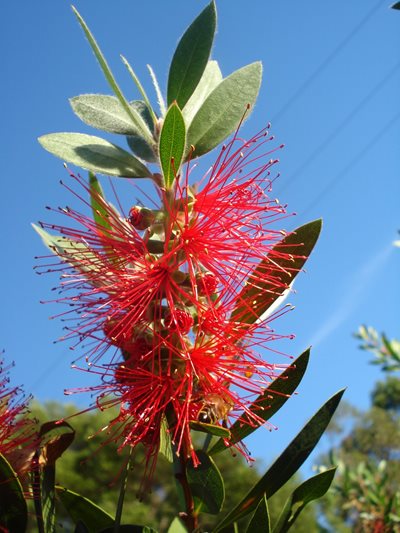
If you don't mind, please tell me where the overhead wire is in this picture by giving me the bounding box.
[271,0,385,124]
[294,110,400,224]
[278,60,400,196]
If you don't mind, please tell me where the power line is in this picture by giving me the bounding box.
[279,60,400,195]
[294,110,400,224]
[271,0,384,124]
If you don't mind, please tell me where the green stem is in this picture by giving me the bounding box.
[175,453,197,532]
[113,447,133,533]
[202,433,212,452]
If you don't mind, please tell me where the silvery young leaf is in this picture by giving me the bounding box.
[231,220,322,325]
[167,1,217,109]
[272,468,336,533]
[32,224,99,275]
[120,55,158,125]
[71,6,153,144]
[187,62,262,158]
[214,390,345,531]
[187,450,225,515]
[159,103,186,188]
[183,60,223,125]
[56,486,114,532]
[38,133,151,178]
[0,454,27,533]
[70,94,152,136]
[209,349,310,456]
[246,495,270,533]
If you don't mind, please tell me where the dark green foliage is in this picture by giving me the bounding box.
[28,401,318,532]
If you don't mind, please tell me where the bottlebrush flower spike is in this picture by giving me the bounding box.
[35,125,306,477]
[0,358,37,477]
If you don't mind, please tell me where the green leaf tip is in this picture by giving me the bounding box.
[210,348,311,455]
[167,0,217,109]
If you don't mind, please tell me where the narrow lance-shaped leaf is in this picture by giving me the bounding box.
[71,6,153,144]
[0,454,28,533]
[159,417,173,463]
[147,64,166,117]
[214,389,345,531]
[120,55,157,125]
[56,486,114,532]
[231,220,322,325]
[89,172,112,234]
[159,103,186,188]
[209,349,310,455]
[246,495,270,533]
[167,1,217,108]
[190,420,231,439]
[272,468,337,533]
[38,133,151,178]
[187,450,225,515]
[187,62,262,158]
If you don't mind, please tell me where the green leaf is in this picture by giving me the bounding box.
[231,220,322,325]
[70,94,154,138]
[88,172,112,234]
[56,486,114,532]
[209,349,310,455]
[246,494,270,533]
[190,421,231,439]
[272,468,336,533]
[159,103,186,188]
[183,60,223,125]
[71,6,153,144]
[187,450,225,514]
[159,416,173,463]
[33,223,100,275]
[391,1,400,9]
[187,62,262,158]
[38,133,151,178]
[0,454,28,533]
[167,1,217,108]
[167,517,187,533]
[214,390,345,531]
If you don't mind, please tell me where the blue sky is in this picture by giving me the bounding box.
[1,0,399,471]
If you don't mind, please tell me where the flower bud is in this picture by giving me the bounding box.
[164,309,194,334]
[128,206,155,230]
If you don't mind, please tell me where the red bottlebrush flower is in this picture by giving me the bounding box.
[36,125,301,475]
[0,358,37,478]
[164,308,194,334]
